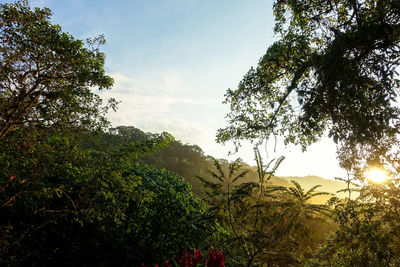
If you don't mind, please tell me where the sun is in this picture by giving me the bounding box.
[365,168,389,184]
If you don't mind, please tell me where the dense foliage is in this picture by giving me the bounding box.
[306,179,400,266]
[197,151,331,266]
[215,0,400,266]
[0,127,214,266]
[217,0,400,171]
[104,126,215,194]
[0,2,214,266]
[0,1,116,137]
[2,1,400,266]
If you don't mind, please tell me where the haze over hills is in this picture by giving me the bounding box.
[266,176,349,204]
[279,176,349,194]
[113,126,350,202]
[277,176,352,203]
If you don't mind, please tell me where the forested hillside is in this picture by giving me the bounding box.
[110,126,348,202]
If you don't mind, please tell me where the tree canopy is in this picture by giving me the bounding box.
[0,0,116,137]
[0,3,214,266]
[3,1,400,266]
[217,0,400,170]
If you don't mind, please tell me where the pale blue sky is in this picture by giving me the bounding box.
[23,0,345,179]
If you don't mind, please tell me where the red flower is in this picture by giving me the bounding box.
[177,248,204,267]
[163,259,172,267]
[206,248,224,267]
[155,248,224,267]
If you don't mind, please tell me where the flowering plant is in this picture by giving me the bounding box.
[142,248,224,267]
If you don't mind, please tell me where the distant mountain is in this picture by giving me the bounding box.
[277,175,360,203]
[279,175,347,195]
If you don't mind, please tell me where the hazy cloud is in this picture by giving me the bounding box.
[99,72,214,148]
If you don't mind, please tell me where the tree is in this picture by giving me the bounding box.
[217,0,400,170]
[283,181,330,233]
[197,149,329,266]
[0,0,116,137]
[307,197,398,266]
[118,164,214,265]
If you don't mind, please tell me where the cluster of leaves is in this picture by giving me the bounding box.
[217,0,400,171]
[0,0,116,137]
[307,178,400,266]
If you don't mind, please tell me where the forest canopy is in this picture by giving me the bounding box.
[0,0,116,137]
[217,0,400,171]
[2,0,400,266]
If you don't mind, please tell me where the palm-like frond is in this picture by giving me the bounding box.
[287,181,304,199]
[337,188,360,194]
[254,147,266,182]
[335,176,360,187]
[229,158,242,177]
[306,184,322,195]
[289,180,303,194]
[254,147,285,184]
[271,156,285,175]
[310,191,331,198]
[194,175,223,195]
[209,156,225,179]
[264,185,286,194]
[232,170,250,183]
[284,180,330,222]
[206,170,224,183]
[232,182,259,199]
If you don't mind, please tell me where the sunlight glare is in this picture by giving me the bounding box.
[365,168,389,184]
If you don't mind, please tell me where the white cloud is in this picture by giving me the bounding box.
[161,71,182,94]
[99,72,213,147]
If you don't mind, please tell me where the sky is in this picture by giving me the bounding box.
[22,0,347,179]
